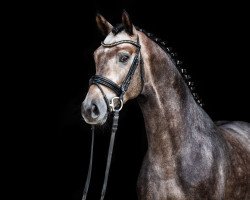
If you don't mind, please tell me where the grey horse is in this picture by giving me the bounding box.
[81,11,250,200]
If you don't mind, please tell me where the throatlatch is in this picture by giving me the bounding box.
[82,37,141,200]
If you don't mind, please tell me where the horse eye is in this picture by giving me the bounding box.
[119,55,130,63]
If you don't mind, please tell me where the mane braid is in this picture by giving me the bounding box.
[110,24,203,107]
[135,26,203,107]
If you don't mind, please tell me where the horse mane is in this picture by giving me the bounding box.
[112,24,203,107]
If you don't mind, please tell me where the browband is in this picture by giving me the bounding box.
[101,39,140,48]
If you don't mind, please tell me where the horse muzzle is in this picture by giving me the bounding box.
[81,92,108,125]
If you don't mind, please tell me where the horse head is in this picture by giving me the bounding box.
[81,11,144,125]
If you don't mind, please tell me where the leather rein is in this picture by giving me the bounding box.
[82,37,143,200]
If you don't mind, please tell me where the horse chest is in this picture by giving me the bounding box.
[137,147,218,200]
[137,156,185,200]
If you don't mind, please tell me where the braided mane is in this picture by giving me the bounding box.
[111,24,203,107]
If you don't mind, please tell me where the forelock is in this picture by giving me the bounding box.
[103,24,136,44]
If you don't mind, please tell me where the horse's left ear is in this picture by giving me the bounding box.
[122,10,134,35]
[96,13,113,36]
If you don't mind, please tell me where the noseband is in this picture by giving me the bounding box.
[82,37,142,200]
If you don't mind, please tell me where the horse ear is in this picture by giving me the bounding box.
[122,10,133,35]
[96,13,113,36]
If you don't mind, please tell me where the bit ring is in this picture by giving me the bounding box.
[109,97,123,112]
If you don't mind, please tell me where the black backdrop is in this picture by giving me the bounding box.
[35,1,250,200]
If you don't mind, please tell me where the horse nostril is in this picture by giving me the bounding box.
[91,104,100,119]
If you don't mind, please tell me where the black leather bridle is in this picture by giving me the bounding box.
[89,37,141,110]
[82,37,142,200]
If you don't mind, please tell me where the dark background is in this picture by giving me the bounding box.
[24,0,250,200]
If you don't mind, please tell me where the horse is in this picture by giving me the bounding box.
[81,11,250,200]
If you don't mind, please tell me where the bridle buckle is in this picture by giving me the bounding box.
[109,97,123,112]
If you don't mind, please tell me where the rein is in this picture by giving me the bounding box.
[82,37,142,200]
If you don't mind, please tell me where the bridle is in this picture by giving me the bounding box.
[89,37,142,111]
[82,36,143,200]
[82,37,142,200]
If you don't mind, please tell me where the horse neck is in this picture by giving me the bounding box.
[138,34,215,161]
